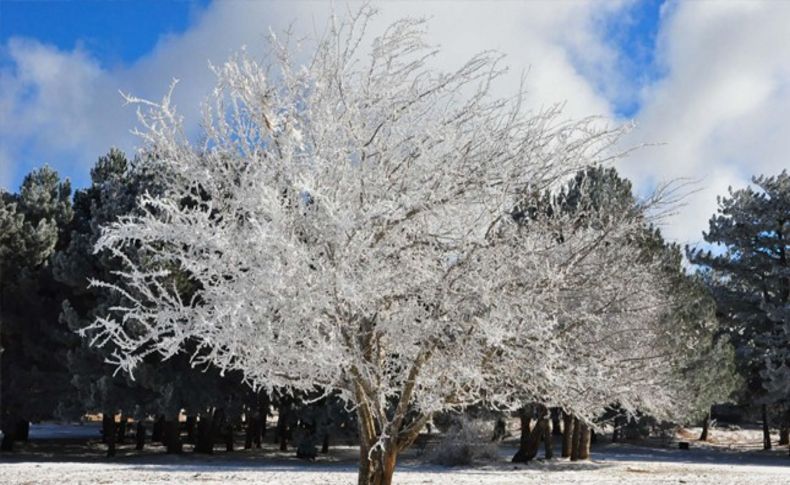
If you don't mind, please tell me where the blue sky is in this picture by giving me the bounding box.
[1,1,789,244]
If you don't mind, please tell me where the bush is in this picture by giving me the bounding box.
[427,416,499,466]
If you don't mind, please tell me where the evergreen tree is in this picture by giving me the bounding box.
[1,167,74,451]
[688,170,789,449]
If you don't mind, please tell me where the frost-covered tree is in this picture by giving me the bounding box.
[689,170,789,450]
[86,11,680,483]
[1,167,73,451]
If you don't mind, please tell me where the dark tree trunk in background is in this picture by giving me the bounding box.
[164,416,183,454]
[551,408,562,436]
[762,404,772,450]
[562,412,574,458]
[151,415,165,443]
[195,412,214,454]
[779,409,790,446]
[491,417,506,441]
[512,406,546,463]
[543,414,554,459]
[612,415,623,443]
[185,415,197,444]
[102,413,116,458]
[276,398,291,451]
[259,393,269,442]
[321,430,330,454]
[117,416,128,444]
[578,422,591,460]
[518,406,532,451]
[135,421,146,450]
[15,420,29,441]
[244,409,259,450]
[570,417,582,461]
[1,415,18,451]
[699,410,710,441]
[225,421,235,452]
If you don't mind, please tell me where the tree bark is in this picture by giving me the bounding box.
[164,416,183,454]
[15,419,29,441]
[259,393,269,442]
[699,410,710,441]
[551,408,562,436]
[578,422,591,460]
[195,412,214,454]
[519,406,532,451]
[151,415,165,443]
[543,414,554,459]
[512,409,547,462]
[117,415,127,444]
[779,409,789,446]
[562,411,574,457]
[321,430,330,454]
[102,413,116,458]
[570,417,581,461]
[244,409,258,449]
[135,421,146,450]
[185,415,197,444]
[276,399,290,451]
[762,404,772,450]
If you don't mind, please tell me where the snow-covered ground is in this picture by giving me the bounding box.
[1,424,788,484]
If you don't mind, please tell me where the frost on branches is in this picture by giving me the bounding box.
[86,10,693,484]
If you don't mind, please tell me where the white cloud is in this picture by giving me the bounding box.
[0,1,625,190]
[619,1,790,245]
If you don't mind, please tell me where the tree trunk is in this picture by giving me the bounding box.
[164,417,183,454]
[491,416,506,441]
[102,413,116,458]
[562,411,574,457]
[185,415,197,444]
[578,422,591,460]
[135,421,146,451]
[551,408,562,436]
[15,419,29,441]
[570,417,581,461]
[543,414,554,459]
[151,415,165,443]
[225,422,234,452]
[1,415,17,451]
[117,415,127,444]
[762,404,772,450]
[276,399,290,451]
[512,410,546,462]
[195,412,214,454]
[321,430,330,454]
[259,393,269,442]
[779,409,789,446]
[244,409,258,449]
[699,410,710,441]
[612,415,623,443]
[358,441,398,485]
[519,406,531,451]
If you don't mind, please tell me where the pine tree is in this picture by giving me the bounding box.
[688,170,789,450]
[1,167,74,451]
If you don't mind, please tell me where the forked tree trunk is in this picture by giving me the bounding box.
[578,422,591,460]
[762,404,772,451]
[699,410,710,441]
[570,417,582,461]
[358,440,399,485]
[562,411,574,457]
[512,408,547,462]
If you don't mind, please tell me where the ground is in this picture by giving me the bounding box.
[0,424,788,484]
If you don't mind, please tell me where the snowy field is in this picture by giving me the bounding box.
[1,424,788,484]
